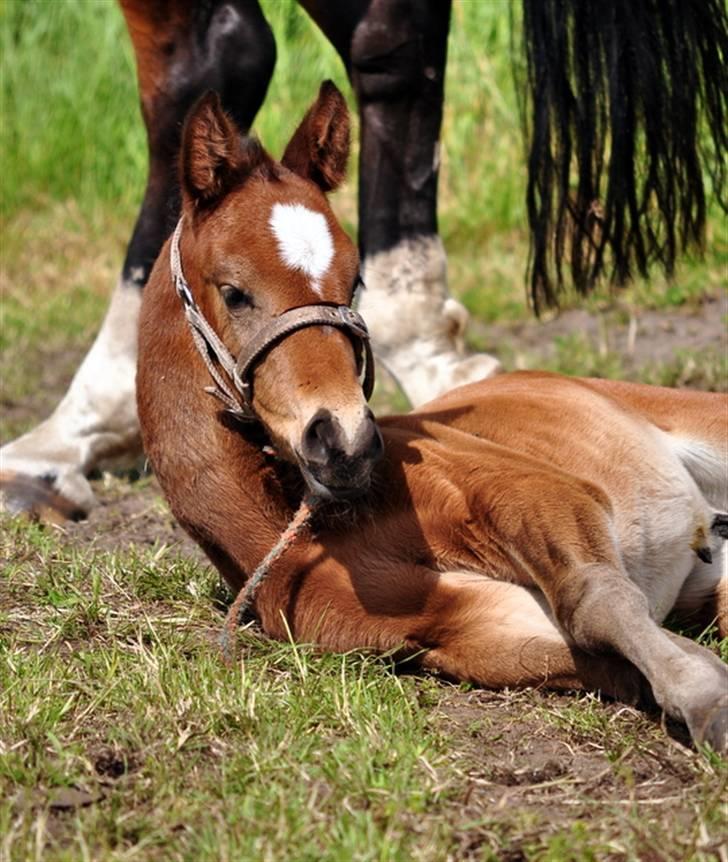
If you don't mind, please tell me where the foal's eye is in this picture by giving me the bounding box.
[220,285,253,310]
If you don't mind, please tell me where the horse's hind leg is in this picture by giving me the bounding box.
[303,0,501,407]
[417,573,651,706]
[0,0,275,521]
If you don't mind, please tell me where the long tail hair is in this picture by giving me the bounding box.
[520,0,727,311]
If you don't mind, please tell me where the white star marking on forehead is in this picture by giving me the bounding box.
[269,203,334,294]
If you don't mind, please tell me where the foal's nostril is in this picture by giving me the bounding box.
[301,410,338,465]
[301,409,383,467]
[299,408,383,498]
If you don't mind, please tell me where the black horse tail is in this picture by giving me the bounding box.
[520,0,728,312]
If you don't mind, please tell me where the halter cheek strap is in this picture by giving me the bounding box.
[169,217,375,422]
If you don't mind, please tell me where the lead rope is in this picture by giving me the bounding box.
[220,494,319,664]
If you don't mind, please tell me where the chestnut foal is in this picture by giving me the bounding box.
[137,84,728,752]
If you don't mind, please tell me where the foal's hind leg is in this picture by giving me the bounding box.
[416,574,651,705]
[278,565,650,706]
[303,0,501,406]
[543,559,728,751]
[0,0,275,520]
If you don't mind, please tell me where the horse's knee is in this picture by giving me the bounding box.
[127,1,276,132]
[552,565,652,654]
[203,2,276,122]
[350,0,445,102]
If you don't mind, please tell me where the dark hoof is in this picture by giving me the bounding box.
[0,470,87,524]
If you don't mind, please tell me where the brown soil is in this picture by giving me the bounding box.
[474,289,727,377]
[60,476,203,559]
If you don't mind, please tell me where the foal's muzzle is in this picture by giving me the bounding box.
[298,408,383,500]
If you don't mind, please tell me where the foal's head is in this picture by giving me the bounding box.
[176,82,382,499]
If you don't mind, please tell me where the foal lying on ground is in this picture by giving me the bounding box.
[137,83,728,752]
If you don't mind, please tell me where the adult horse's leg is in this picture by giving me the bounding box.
[0,0,275,520]
[303,0,500,407]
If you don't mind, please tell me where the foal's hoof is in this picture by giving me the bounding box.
[691,695,728,755]
[0,470,87,524]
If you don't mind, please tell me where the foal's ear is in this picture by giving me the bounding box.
[181,91,265,208]
[281,80,350,192]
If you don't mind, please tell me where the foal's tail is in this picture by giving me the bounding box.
[520,0,728,311]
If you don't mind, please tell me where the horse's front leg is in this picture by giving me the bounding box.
[0,0,275,521]
[304,0,501,407]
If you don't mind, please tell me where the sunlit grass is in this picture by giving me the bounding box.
[1,514,453,860]
[2,514,725,861]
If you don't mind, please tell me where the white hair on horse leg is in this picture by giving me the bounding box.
[269,203,333,293]
[0,278,143,511]
[357,235,501,407]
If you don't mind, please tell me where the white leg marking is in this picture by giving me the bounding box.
[357,236,501,407]
[0,279,143,510]
[268,203,333,294]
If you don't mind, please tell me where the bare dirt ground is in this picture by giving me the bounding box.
[3,297,727,859]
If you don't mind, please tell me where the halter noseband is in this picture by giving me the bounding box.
[169,217,375,422]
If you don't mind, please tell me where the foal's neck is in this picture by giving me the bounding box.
[204,412,310,565]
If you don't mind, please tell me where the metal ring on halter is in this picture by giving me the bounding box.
[169,217,375,422]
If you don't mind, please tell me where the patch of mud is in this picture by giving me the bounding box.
[0,344,87,433]
[57,475,204,561]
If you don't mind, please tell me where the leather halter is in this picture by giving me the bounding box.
[169,217,375,422]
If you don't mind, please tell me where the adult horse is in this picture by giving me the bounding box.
[1,0,726,522]
[137,82,727,750]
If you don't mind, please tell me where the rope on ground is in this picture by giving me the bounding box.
[220,494,318,664]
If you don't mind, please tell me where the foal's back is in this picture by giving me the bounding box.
[378,371,726,622]
[408,371,725,507]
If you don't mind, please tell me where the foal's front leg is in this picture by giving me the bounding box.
[264,557,651,706]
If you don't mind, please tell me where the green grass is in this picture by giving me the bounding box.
[2,514,726,861]
[1,515,451,861]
